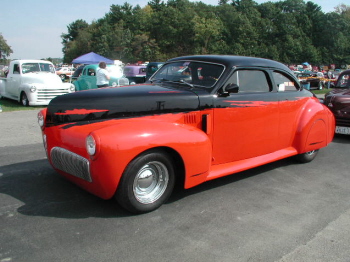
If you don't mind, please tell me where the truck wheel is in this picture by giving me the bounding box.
[115,150,175,214]
[294,150,319,163]
[21,92,29,106]
[60,74,66,81]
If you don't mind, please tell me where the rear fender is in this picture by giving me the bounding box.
[91,119,212,192]
[293,99,334,153]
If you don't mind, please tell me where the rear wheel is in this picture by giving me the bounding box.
[116,150,175,214]
[294,150,319,163]
[21,92,29,106]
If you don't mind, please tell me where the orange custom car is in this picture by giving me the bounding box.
[38,55,335,213]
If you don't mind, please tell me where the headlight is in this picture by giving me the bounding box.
[38,111,45,127]
[30,85,37,93]
[69,84,75,92]
[86,135,96,156]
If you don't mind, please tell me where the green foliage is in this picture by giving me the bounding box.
[60,1,350,66]
[0,33,13,61]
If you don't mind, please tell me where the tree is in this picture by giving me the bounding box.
[0,33,13,60]
[59,0,350,65]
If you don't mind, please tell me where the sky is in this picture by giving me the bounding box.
[0,0,344,61]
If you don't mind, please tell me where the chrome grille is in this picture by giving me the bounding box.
[37,88,70,101]
[50,147,91,182]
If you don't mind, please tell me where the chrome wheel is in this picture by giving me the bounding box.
[305,150,316,156]
[116,150,175,214]
[133,161,169,204]
[294,149,319,163]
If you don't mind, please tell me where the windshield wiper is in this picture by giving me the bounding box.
[176,80,194,89]
[150,78,169,83]
[150,78,194,89]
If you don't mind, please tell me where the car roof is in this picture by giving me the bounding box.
[338,69,350,77]
[168,55,290,71]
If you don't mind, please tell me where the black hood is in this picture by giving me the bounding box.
[46,84,200,126]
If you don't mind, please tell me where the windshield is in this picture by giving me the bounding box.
[336,73,350,88]
[150,61,224,90]
[22,63,55,74]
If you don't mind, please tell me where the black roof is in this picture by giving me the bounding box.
[168,55,289,71]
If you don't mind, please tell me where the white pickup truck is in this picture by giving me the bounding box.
[0,60,75,106]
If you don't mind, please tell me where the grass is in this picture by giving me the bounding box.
[0,97,45,112]
[311,88,331,95]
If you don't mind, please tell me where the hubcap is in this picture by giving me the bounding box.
[306,150,315,155]
[133,161,169,204]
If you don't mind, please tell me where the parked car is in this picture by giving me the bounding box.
[123,65,146,84]
[73,64,129,91]
[324,69,350,135]
[71,65,85,81]
[56,67,75,80]
[0,60,75,106]
[38,55,334,214]
[146,62,164,80]
[297,72,324,90]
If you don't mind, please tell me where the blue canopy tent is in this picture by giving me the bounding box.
[72,52,114,64]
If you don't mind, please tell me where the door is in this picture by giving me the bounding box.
[271,70,305,149]
[7,63,22,98]
[211,69,280,165]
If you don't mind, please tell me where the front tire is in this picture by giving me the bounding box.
[294,150,319,163]
[21,92,29,106]
[115,150,175,214]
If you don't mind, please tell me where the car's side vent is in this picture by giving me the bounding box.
[184,113,198,124]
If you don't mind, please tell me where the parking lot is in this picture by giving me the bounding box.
[1,109,350,262]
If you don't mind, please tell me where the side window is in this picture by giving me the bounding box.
[88,68,95,76]
[272,71,298,92]
[227,70,270,93]
[13,64,20,74]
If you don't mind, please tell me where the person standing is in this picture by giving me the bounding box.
[96,62,110,88]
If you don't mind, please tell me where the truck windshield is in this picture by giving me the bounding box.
[22,63,55,74]
[149,61,224,90]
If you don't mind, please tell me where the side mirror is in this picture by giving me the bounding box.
[225,83,239,94]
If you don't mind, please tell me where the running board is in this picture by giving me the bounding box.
[206,147,298,181]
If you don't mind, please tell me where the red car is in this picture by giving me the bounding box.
[38,55,335,213]
[324,69,350,135]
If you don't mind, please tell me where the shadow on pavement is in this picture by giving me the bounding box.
[0,159,131,218]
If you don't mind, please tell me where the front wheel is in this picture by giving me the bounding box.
[21,92,29,106]
[115,150,175,214]
[294,149,319,163]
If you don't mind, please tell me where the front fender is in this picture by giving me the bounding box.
[91,119,212,194]
[293,99,335,153]
[17,84,32,101]
[73,81,80,91]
